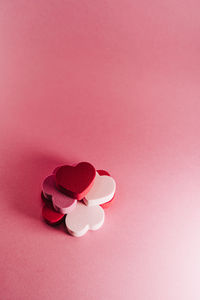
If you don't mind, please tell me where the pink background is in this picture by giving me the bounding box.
[1,1,200,299]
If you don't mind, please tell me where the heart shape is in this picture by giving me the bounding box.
[42,202,65,225]
[55,162,96,200]
[65,201,104,237]
[42,175,77,214]
[83,172,116,207]
[97,170,115,208]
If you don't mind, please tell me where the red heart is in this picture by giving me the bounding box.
[42,202,65,225]
[55,162,96,200]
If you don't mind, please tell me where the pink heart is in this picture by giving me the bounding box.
[97,170,115,209]
[83,171,116,207]
[65,201,105,237]
[42,175,77,214]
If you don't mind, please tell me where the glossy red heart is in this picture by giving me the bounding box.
[55,162,96,200]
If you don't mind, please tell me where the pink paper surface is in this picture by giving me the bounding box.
[1,1,200,299]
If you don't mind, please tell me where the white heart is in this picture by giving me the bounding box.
[83,172,116,206]
[65,201,105,237]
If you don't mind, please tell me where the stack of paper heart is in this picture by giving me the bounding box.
[41,162,116,237]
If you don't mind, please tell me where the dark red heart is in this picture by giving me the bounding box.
[42,202,65,225]
[55,162,96,200]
